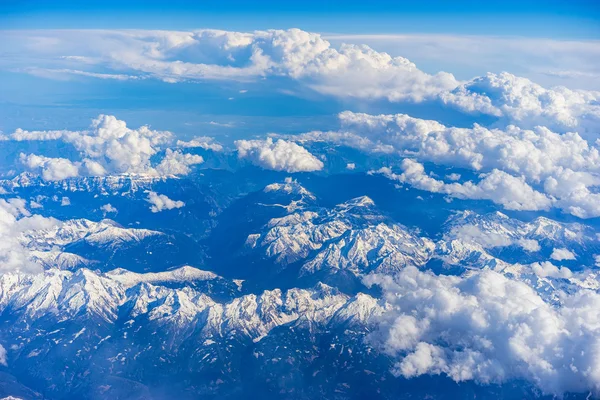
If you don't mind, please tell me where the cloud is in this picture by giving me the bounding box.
[0,198,59,273]
[346,163,356,170]
[550,248,577,261]
[375,160,552,212]
[176,136,224,151]
[5,29,600,135]
[60,197,71,206]
[517,239,541,252]
[146,192,185,213]
[100,204,117,213]
[154,149,204,176]
[22,67,142,81]
[19,153,80,181]
[302,111,600,218]
[440,72,600,138]
[208,121,235,128]
[530,261,573,279]
[445,224,513,249]
[365,266,600,395]
[0,344,6,366]
[9,115,171,176]
[235,137,324,172]
[6,115,208,180]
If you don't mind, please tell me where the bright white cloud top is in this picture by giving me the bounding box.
[365,266,600,396]
[235,138,324,172]
[297,111,600,218]
[146,191,185,213]
[3,115,206,179]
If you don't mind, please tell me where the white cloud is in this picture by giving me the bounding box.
[7,115,209,179]
[5,29,599,135]
[0,343,6,366]
[530,261,573,279]
[208,121,235,128]
[376,160,552,212]
[346,163,356,170]
[324,34,600,91]
[595,255,600,267]
[446,224,513,249]
[550,248,577,261]
[22,67,141,81]
[304,111,600,218]
[100,204,117,213]
[235,137,324,173]
[60,197,71,206]
[517,239,541,252]
[0,198,59,273]
[19,153,80,181]
[176,136,223,151]
[365,266,600,395]
[10,115,172,176]
[146,192,185,213]
[441,72,600,138]
[154,149,204,176]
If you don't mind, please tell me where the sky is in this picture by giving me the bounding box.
[0,0,599,136]
[1,0,600,37]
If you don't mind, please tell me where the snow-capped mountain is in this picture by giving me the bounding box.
[0,173,165,196]
[442,210,600,267]
[246,193,434,279]
[17,216,204,273]
[0,265,387,399]
[19,218,163,251]
[0,177,599,400]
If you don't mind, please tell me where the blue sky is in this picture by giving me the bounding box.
[2,0,600,38]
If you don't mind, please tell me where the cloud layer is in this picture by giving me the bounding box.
[301,111,600,218]
[4,29,599,137]
[365,266,600,396]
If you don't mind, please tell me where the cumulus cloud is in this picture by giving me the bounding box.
[376,159,552,212]
[154,149,204,176]
[8,29,458,103]
[100,204,117,213]
[235,138,324,172]
[0,198,59,273]
[517,239,541,252]
[530,261,573,279]
[365,266,600,395]
[60,197,71,206]
[550,248,577,261]
[440,72,600,138]
[6,115,209,180]
[9,115,172,173]
[19,153,80,181]
[5,29,599,135]
[146,192,185,213]
[303,111,600,218]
